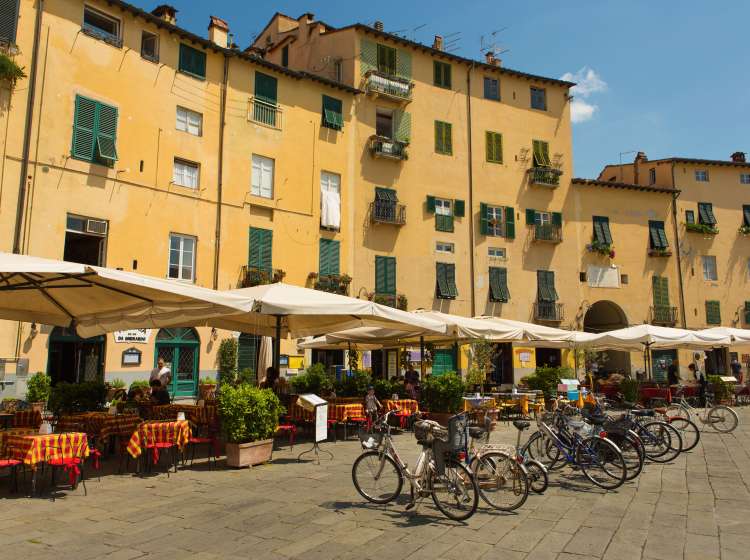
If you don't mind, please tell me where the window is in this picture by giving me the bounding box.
[695,170,709,182]
[621,274,629,285]
[648,220,669,250]
[592,216,613,245]
[649,168,656,185]
[375,256,396,295]
[685,210,695,224]
[479,203,514,238]
[373,187,399,222]
[376,108,393,138]
[486,206,505,236]
[173,159,199,189]
[281,45,289,67]
[82,5,121,47]
[488,247,506,260]
[319,238,340,276]
[702,255,718,281]
[532,140,551,167]
[705,300,721,325]
[530,87,547,110]
[489,267,509,302]
[741,173,750,185]
[64,213,108,266]
[485,131,503,163]
[333,59,343,82]
[71,95,118,165]
[537,270,558,301]
[248,227,273,272]
[745,301,750,325]
[698,202,717,225]
[176,106,202,136]
[434,121,452,155]
[253,72,278,126]
[436,242,454,254]
[322,95,343,130]
[652,276,670,309]
[433,61,452,88]
[435,198,453,232]
[484,77,500,101]
[743,204,750,227]
[320,171,341,229]
[141,31,159,62]
[377,43,397,75]
[251,154,274,199]
[168,234,196,281]
[436,262,457,299]
[179,44,206,79]
[0,0,19,43]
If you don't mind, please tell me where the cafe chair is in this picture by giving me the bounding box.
[47,436,89,499]
[0,454,22,493]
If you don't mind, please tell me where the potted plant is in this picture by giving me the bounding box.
[199,377,217,400]
[218,384,284,468]
[521,366,570,409]
[289,363,333,396]
[420,372,465,426]
[106,378,126,401]
[128,380,150,400]
[26,372,51,412]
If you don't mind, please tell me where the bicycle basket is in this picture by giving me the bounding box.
[358,429,383,450]
[446,413,469,452]
[413,420,445,444]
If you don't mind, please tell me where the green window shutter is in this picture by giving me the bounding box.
[685,210,695,224]
[744,301,750,324]
[698,202,716,225]
[489,267,509,302]
[360,38,377,75]
[743,205,750,227]
[552,212,563,227]
[435,121,452,154]
[446,263,457,297]
[504,206,515,239]
[444,63,452,88]
[426,195,436,213]
[436,263,447,298]
[237,334,259,376]
[393,110,411,143]
[375,256,396,294]
[532,140,550,167]
[395,49,411,79]
[322,95,344,130]
[179,44,206,79]
[705,300,721,325]
[652,276,669,307]
[444,122,452,154]
[254,72,278,104]
[486,131,503,163]
[593,216,612,245]
[72,95,97,161]
[0,0,19,43]
[454,199,465,217]
[436,263,457,299]
[386,257,396,294]
[375,256,386,293]
[377,43,397,75]
[434,61,451,88]
[648,220,667,249]
[95,103,118,163]
[435,214,454,232]
[479,202,489,235]
[525,209,536,225]
[319,238,329,275]
[319,239,339,276]
[249,228,272,271]
[537,270,557,301]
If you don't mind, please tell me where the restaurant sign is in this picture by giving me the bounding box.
[113,329,152,344]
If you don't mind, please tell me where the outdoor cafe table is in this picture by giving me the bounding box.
[384,399,419,414]
[56,412,141,444]
[126,420,192,459]
[493,393,535,416]
[288,400,365,423]
[143,404,218,425]
[0,427,37,452]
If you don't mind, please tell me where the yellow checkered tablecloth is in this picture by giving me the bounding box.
[57,412,141,441]
[384,399,419,414]
[0,428,37,453]
[127,420,191,459]
[289,400,364,422]
[5,432,89,467]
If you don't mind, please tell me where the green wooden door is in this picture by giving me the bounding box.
[431,349,455,376]
[155,328,200,398]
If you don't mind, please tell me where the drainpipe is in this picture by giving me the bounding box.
[213,54,229,289]
[12,0,44,254]
[670,163,687,328]
[466,63,476,316]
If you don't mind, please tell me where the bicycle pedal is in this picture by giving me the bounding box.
[405,501,416,511]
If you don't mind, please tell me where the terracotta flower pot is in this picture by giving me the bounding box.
[225,438,274,468]
[199,384,217,400]
[30,402,45,414]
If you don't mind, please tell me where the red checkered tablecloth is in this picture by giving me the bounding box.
[13,410,42,428]
[57,412,141,441]
[127,420,191,458]
[0,428,37,454]
[384,399,419,414]
[288,401,364,422]
[5,432,89,467]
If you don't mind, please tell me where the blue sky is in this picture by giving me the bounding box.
[134,1,750,178]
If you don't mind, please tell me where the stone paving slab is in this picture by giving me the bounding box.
[3,408,750,559]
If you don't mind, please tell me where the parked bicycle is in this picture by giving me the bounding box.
[666,386,739,433]
[352,410,479,521]
[503,419,549,494]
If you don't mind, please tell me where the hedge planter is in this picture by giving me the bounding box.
[226,439,274,468]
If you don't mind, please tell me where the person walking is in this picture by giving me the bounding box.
[689,363,707,406]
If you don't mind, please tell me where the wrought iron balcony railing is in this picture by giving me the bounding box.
[239,265,285,288]
[82,23,123,48]
[248,97,282,129]
[528,167,563,187]
[313,274,351,296]
[364,70,414,102]
[534,301,564,322]
[650,306,678,326]
[370,201,406,225]
[533,224,562,243]
[369,135,408,160]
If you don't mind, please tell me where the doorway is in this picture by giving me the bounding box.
[47,327,105,384]
[583,300,631,375]
[155,328,200,398]
[491,343,514,385]
[705,348,727,375]
[535,348,561,368]
[652,349,677,384]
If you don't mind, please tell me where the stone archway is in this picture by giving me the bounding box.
[584,301,631,375]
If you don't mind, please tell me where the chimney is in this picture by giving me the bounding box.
[633,151,647,184]
[485,51,501,67]
[208,16,229,47]
[151,4,177,25]
[731,151,746,163]
[433,35,443,51]
[374,21,384,32]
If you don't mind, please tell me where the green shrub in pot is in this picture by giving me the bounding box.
[289,363,333,395]
[48,382,107,415]
[26,372,51,404]
[420,372,465,414]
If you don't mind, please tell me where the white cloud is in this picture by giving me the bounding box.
[560,67,608,124]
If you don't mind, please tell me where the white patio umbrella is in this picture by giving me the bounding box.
[297,335,384,351]
[0,252,255,337]
[700,327,750,344]
[589,324,730,352]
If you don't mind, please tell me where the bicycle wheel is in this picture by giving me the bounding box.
[642,421,681,463]
[626,429,646,465]
[707,405,739,433]
[524,431,563,470]
[472,452,528,511]
[667,416,700,452]
[430,458,479,521]
[524,459,549,494]
[664,404,689,419]
[576,437,627,490]
[352,451,403,504]
[606,431,643,481]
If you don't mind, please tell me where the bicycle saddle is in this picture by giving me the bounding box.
[512,420,530,431]
[631,409,654,417]
[581,410,607,425]
[468,426,487,439]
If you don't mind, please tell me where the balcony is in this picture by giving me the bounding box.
[685,222,718,235]
[533,224,562,243]
[648,248,672,257]
[82,23,123,48]
[528,167,562,188]
[651,306,678,326]
[239,265,285,288]
[312,274,351,296]
[364,70,414,103]
[369,135,408,161]
[534,301,564,323]
[371,292,408,311]
[370,201,406,225]
[248,97,282,129]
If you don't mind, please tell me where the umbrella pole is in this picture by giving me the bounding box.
[273,315,281,375]
[420,336,425,379]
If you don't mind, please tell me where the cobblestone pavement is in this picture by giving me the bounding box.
[2,408,750,559]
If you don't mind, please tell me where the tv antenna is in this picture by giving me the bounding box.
[480,28,510,58]
[391,23,426,42]
[444,31,462,53]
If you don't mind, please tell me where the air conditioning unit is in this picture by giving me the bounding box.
[86,219,108,235]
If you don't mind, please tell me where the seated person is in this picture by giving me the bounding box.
[149,379,171,405]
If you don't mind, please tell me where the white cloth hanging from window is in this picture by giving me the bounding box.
[320,171,341,229]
